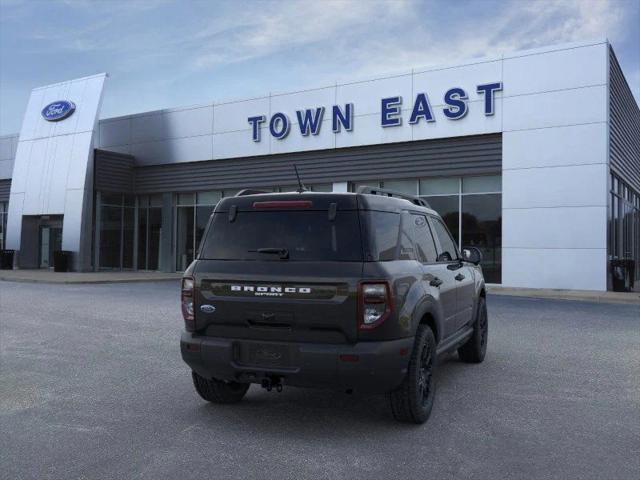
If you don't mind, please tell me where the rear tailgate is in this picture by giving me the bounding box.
[193,193,363,344]
[194,261,362,343]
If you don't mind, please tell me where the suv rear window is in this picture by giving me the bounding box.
[199,210,362,261]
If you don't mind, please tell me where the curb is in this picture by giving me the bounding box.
[487,288,640,306]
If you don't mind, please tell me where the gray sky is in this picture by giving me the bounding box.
[1,0,639,135]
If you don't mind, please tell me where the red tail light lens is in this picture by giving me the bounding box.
[181,277,195,331]
[358,281,392,330]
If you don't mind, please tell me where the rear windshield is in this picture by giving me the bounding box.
[200,210,363,261]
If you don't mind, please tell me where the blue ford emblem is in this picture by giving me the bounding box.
[41,100,76,122]
[200,304,216,314]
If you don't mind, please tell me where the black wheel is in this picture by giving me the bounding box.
[191,371,250,403]
[458,296,488,363]
[388,325,436,424]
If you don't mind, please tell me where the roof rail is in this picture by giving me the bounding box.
[235,188,272,197]
[356,186,431,208]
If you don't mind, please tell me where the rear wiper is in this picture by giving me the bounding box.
[249,247,289,259]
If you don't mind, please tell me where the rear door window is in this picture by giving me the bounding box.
[431,217,459,262]
[200,210,362,261]
[412,214,438,263]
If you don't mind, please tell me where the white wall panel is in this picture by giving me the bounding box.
[270,118,335,155]
[131,113,164,143]
[503,123,607,170]
[413,60,502,103]
[412,99,501,141]
[503,44,607,97]
[271,87,336,117]
[0,159,13,179]
[99,118,131,148]
[503,85,607,131]
[163,106,213,139]
[66,131,93,190]
[503,206,607,249]
[61,188,84,250]
[213,128,270,158]
[503,163,607,209]
[131,135,213,166]
[502,248,607,291]
[336,74,412,116]
[214,97,270,134]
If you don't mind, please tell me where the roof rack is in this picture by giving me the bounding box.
[235,188,272,197]
[356,186,431,208]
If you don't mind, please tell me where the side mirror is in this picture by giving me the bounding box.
[462,246,482,265]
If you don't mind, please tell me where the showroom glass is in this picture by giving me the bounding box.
[609,173,640,287]
[137,195,163,270]
[349,175,502,283]
[0,202,6,250]
[98,193,135,270]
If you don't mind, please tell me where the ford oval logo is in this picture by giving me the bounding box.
[41,100,76,122]
[200,304,216,314]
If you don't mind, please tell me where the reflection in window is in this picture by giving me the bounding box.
[462,194,502,283]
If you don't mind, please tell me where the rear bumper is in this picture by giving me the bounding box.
[180,332,413,393]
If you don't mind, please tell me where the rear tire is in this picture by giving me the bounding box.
[458,296,488,363]
[388,325,436,424]
[191,371,250,403]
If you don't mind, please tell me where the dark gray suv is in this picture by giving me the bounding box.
[180,187,488,423]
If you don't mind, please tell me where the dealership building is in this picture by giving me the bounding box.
[0,39,638,291]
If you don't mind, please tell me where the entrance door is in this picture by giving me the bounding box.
[39,226,62,268]
[40,226,50,268]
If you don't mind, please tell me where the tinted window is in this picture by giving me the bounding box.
[200,211,362,261]
[412,214,438,263]
[364,211,400,261]
[431,217,458,262]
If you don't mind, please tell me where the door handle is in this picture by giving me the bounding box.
[455,273,465,281]
[429,277,443,287]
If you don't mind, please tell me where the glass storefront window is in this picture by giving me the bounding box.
[0,202,6,250]
[176,206,195,271]
[97,193,135,270]
[423,195,460,246]
[462,175,502,193]
[419,177,459,195]
[461,194,502,283]
[384,179,418,195]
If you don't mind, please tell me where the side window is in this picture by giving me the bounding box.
[398,212,416,261]
[412,214,438,263]
[431,217,459,262]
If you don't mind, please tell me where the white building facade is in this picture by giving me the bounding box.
[0,40,638,291]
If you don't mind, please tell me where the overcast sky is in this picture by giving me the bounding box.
[0,0,638,135]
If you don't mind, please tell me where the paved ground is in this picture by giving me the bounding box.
[1,281,638,480]
[0,269,182,284]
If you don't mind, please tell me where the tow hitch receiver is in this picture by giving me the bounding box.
[261,376,284,392]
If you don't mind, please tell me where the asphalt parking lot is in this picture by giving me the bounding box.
[1,281,638,480]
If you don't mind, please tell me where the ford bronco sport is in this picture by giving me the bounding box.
[180,187,488,423]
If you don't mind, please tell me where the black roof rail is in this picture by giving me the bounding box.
[235,188,272,197]
[356,186,431,208]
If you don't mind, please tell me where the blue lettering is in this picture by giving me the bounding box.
[443,88,468,119]
[247,115,266,142]
[381,96,402,127]
[332,104,353,132]
[296,107,325,136]
[269,112,290,139]
[477,82,503,115]
[409,93,435,124]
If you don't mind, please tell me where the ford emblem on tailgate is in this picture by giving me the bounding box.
[200,304,216,314]
[41,100,76,122]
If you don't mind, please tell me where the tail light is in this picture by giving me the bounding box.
[181,277,195,331]
[358,281,392,330]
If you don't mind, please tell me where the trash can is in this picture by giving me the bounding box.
[53,250,72,272]
[611,258,631,292]
[0,250,14,270]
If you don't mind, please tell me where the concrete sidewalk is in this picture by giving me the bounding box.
[488,285,640,305]
[0,269,182,284]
